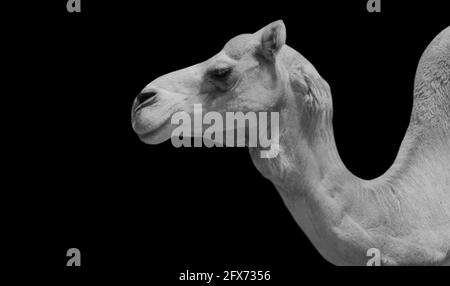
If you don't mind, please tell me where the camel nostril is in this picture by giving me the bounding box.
[136,91,157,106]
[134,91,159,113]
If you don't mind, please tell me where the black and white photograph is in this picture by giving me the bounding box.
[7,0,450,282]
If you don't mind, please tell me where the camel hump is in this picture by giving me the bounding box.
[412,26,450,128]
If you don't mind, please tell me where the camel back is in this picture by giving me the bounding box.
[413,26,450,131]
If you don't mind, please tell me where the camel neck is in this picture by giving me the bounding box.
[249,98,356,202]
[248,104,360,264]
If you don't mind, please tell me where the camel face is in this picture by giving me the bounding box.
[131,21,287,144]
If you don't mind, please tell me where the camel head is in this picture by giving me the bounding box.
[131,20,288,145]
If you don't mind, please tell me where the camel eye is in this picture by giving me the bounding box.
[210,67,232,80]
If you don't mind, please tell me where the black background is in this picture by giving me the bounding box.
[8,0,449,282]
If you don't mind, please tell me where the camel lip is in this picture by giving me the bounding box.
[135,119,171,141]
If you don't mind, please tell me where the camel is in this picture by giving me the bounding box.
[131,21,450,265]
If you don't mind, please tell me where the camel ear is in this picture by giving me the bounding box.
[258,20,286,59]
